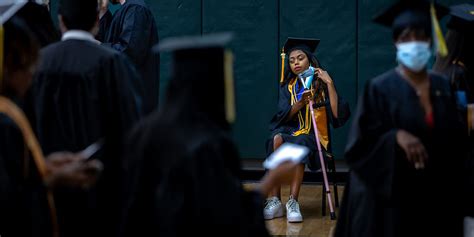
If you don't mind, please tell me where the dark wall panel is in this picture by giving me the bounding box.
[147,0,202,103]
[203,0,279,159]
[280,0,357,158]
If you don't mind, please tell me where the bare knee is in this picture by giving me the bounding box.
[273,134,283,150]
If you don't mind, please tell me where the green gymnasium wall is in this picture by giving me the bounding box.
[50,0,467,160]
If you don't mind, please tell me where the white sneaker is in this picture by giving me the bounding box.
[286,196,303,223]
[264,197,284,220]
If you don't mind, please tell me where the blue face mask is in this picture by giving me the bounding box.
[298,66,315,89]
[396,41,432,72]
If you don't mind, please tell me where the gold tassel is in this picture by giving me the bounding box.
[280,48,285,83]
[431,3,448,57]
[224,50,236,124]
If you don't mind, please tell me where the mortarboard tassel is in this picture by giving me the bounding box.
[224,50,236,124]
[431,2,448,57]
[280,48,285,83]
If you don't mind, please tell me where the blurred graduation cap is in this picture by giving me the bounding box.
[280,37,320,83]
[448,4,474,33]
[373,0,449,56]
[1,0,28,90]
[0,0,27,25]
[154,32,236,124]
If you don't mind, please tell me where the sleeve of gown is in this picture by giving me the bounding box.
[106,53,145,125]
[96,10,112,42]
[269,84,292,131]
[103,6,154,67]
[328,94,351,128]
[344,80,398,200]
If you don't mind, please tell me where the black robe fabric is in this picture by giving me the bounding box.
[441,64,474,216]
[101,0,160,114]
[266,79,350,170]
[0,97,52,237]
[121,112,269,237]
[335,69,466,237]
[31,39,143,237]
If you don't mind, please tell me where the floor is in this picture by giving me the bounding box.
[244,183,344,237]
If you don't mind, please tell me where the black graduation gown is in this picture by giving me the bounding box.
[335,69,466,237]
[0,97,52,237]
[442,64,474,216]
[121,112,269,237]
[266,79,350,170]
[101,0,160,114]
[31,39,143,237]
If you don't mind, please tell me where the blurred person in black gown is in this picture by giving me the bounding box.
[335,1,467,237]
[30,0,143,236]
[98,0,159,115]
[0,5,101,237]
[433,3,474,218]
[122,33,300,237]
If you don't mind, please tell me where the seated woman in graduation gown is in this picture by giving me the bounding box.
[264,37,350,223]
[433,3,474,218]
[122,33,299,237]
[0,12,101,237]
[335,1,466,237]
[30,0,143,236]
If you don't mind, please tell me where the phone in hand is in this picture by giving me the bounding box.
[79,139,104,161]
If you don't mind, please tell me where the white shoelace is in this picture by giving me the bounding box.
[287,199,300,213]
[265,198,280,209]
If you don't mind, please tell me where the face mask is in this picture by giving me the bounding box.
[298,66,315,89]
[396,41,432,72]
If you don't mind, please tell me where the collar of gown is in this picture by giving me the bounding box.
[62,30,100,44]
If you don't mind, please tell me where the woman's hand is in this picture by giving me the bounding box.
[45,152,103,189]
[297,90,313,106]
[396,130,429,169]
[315,68,333,86]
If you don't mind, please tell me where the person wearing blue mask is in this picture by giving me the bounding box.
[335,1,467,237]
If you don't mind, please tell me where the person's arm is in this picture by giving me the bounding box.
[315,68,338,118]
[104,6,155,66]
[286,90,311,122]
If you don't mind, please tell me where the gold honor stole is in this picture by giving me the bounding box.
[288,78,329,150]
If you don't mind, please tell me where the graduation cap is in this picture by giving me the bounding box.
[155,32,236,125]
[279,37,320,83]
[1,0,28,91]
[283,37,320,55]
[373,0,449,56]
[448,4,474,33]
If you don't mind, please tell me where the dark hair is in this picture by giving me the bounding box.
[2,17,40,93]
[17,2,60,47]
[392,10,431,41]
[4,17,39,76]
[58,0,98,31]
[283,48,321,84]
[433,29,473,89]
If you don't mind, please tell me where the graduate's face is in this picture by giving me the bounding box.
[289,50,310,75]
[109,0,121,5]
